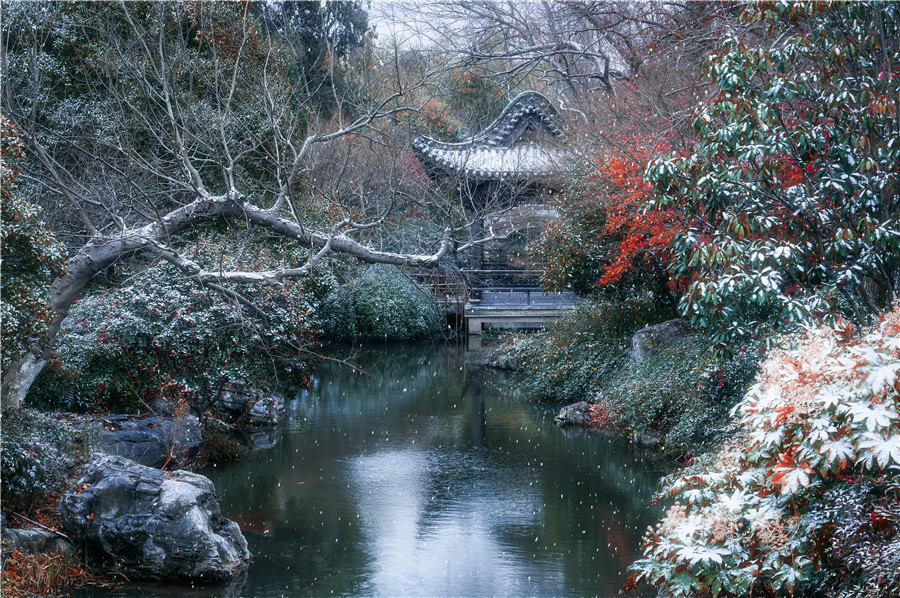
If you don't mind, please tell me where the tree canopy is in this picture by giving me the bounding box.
[647,1,900,355]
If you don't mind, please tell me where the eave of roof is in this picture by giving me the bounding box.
[412,142,568,181]
[412,91,569,182]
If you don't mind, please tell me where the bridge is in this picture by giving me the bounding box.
[465,288,577,334]
[414,268,578,336]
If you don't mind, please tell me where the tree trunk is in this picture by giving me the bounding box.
[1,353,48,410]
[1,191,450,408]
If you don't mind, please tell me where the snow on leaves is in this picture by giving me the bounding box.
[645,0,900,358]
[629,303,900,597]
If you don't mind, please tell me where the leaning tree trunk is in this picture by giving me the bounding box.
[1,218,172,409]
[1,191,450,409]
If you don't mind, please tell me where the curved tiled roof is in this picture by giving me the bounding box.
[412,91,569,182]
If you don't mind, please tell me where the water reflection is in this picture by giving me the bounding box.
[79,344,663,598]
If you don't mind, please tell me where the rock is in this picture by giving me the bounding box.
[212,390,284,426]
[632,431,663,447]
[486,352,520,370]
[1,515,74,564]
[247,393,285,426]
[59,454,250,581]
[554,401,591,427]
[631,318,691,361]
[97,414,202,468]
[213,390,250,415]
[247,427,280,450]
[203,415,236,437]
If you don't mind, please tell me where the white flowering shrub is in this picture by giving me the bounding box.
[628,306,900,597]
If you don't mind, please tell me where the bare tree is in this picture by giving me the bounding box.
[0,1,465,407]
[395,1,738,140]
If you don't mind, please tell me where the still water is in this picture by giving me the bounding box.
[97,343,664,597]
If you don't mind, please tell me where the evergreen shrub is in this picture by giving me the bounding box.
[629,306,900,597]
[29,262,317,414]
[493,295,675,403]
[320,264,440,342]
[0,409,78,510]
[599,338,761,453]
[493,296,761,454]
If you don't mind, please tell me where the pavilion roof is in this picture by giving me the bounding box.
[412,91,570,183]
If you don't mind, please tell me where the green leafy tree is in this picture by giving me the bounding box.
[647,1,900,355]
[0,117,65,376]
[257,0,370,115]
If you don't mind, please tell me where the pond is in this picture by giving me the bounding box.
[88,343,665,598]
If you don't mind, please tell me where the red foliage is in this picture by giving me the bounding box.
[535,138,683,294]
[589,148,681,288]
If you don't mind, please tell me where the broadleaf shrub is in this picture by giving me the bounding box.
[0,409,79,511]
[0,117,65,375]
[29,261,317,414]
[492,296,676,403]
[646,1,900,356]
[629,304,900,597]
[599,338,761,453]
[320,264,440,342]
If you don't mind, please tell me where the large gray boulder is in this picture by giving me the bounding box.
[554,401,591,427]
[59,454,250,581]
[97,414,202,468]
[631,318,691,361]
[212,390,284,426]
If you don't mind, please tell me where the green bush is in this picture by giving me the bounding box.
[809,478,900,597]
[0,409,78,510]
[29,262,317,414]
[599,340,711,446]
[599,338,761,453]
[320,264,441,342]
[646,1,900,356]
[1,118,65,375]
[492,295,761,454]
[195,424,243,467]
[492,295,676,403]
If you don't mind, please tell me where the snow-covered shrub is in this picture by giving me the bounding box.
[490,296,758,453]
[0,409,78,510]
[0,118,65,375]
[30,262,317,414]
[320,264,440,342]
[646,2,900,356]
[806,478,900,597]
[628,306,900,597]
[600,338,761,454]
[492,295,674,403]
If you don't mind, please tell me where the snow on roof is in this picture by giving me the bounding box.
[412,91,570,182]
[414,143,566,180]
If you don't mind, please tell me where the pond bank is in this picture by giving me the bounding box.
[4,342,669,597]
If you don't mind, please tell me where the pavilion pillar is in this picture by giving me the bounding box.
[470,215,484,270]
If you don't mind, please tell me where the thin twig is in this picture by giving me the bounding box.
[11,513,73,543]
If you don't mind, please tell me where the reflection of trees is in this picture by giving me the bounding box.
[207,343,665,595]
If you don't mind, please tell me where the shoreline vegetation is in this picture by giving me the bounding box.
[485,301,900,598]
[2,1,899,596]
